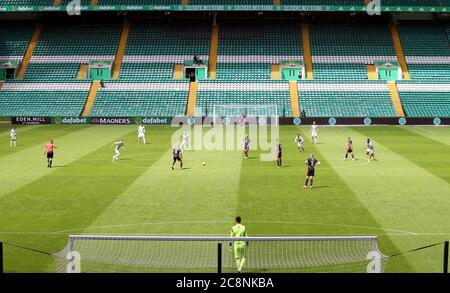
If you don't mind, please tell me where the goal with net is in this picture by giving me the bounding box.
[54,235,388,273]
[210,104,279,125]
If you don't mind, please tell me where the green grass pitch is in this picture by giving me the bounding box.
[0,124,449,272]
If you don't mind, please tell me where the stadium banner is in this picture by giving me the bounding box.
[90,117,133,125]
[89,117,173,125]
[11,116,51,125]
[7,117,449,126]
[135,117,172,125]
[283,117,450,125]
[0,5,449,13]
[52,117,90,125]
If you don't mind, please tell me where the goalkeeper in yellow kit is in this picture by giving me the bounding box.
[230,216,248,272]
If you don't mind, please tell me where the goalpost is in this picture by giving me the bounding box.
[211,104,279,125]
[54,235,388,273]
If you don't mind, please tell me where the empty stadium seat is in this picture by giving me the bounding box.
[398,24,449,57]
[0,90,88,116]
[0,24,33,59]
[399,92,450,117]
[89,82,189,117]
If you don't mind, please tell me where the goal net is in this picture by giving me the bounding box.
[211,104,279,125]
[53,235,388,273]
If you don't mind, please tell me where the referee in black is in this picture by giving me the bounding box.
[304,154,320,189]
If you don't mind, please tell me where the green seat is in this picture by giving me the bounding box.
[119,63,175,82]
[299,90,396,117]
[0,24,34,57]
[0,91,87,116]
[399,92,450,117]
[398,24,449,57]
[89,87,189,117]
[408,64,450,81]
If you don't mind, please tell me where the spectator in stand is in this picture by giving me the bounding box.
[193,55,203,65]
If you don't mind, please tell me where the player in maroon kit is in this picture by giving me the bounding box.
[343,137,355,161]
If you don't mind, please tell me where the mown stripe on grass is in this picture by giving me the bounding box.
[0,124,43,138]
[316,126,450,272]
[0,126,132,199]
[354,126,450,185]
[0,125,79,159]
[402,126,450,147]
[81,147,243,237]
[235,126,412,272]
[0,125,139,272]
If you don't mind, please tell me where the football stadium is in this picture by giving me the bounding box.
[0,0,449,275]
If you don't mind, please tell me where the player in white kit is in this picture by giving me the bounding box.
[10,128,16,147]
[366,138,376,162]
[310,121,318,144]
[137,124,146,144]
[112,140,125,161]
[294,134,304,152]
[181,131,189,151]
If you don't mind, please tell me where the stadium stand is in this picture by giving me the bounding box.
[408,64,450,80]
[399,92,450,117]
[396,82,450,117]
[298,81,397,117]
[218,23,301,58]
[398,24,450,58]
[194,23,301,117]
[23,63,80,81]
[445,25,450,41]
[310,24,397,67]
[0,18,448,118]
[88,23,210,117]
[303,24,400,116]
[118,63,175,82]
[123,24,211,61]
[33,24,121,58]
[0,91,88,116]
[0,24,120,117]
[394,23,450,114]
[313,64,368,81]
[0,24,34,61]
[89,82,189,117]
[0,83,89,116]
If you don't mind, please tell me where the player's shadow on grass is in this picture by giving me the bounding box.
[311,186,329,189]
[51,165,68,168]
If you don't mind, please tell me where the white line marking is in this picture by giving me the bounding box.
[48,220,417,235]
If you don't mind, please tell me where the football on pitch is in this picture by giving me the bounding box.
[202,162,206,166]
